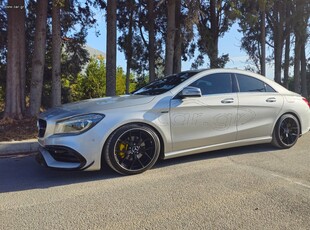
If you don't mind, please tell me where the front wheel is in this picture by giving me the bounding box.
[104,124,161,175]
[272,114,300,148]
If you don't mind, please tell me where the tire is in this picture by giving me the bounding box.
[272,114,300,149]
[104,124,161,175]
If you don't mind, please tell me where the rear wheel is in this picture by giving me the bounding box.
[104,124,160,175]
[272,114,300,148]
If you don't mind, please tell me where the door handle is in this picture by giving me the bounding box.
[266,97,276,103]
[221,98,234,104]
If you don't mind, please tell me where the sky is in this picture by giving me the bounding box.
[85,9,276,80]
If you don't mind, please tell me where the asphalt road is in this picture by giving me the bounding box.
[1,133,310,230]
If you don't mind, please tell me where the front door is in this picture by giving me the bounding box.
[170,73,239,151]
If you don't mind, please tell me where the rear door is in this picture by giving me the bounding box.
[235,74,284,140]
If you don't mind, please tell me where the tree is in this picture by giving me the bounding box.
[259,0,266,76]
[0,2,7,105]
[300,44,308,97]
[125,0,134,94]
[27,0,95,108]
[196,0,235,68]
[148,0,156,82]
[106,0,117,96]
[266,0,290,84]
[238,0,269,75]
[164,0,176,75]
[124,0,165,80]
[51,0,62,107]
[173,0,182,73]
[0,1,7,82]
[283,1,293,88]
[4,0,26,119]
[68,57,134,101]
[29,0,48,116]
[293,0,309,96]
[72,57,107,100]
[117,0,135,94]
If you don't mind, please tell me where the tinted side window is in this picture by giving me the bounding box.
[265,84,276,92]
[237,74,275,92]
[190,73,232,95]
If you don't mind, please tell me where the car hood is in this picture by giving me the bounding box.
[39,95,156,120]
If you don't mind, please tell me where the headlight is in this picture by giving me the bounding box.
[54,114,104,135]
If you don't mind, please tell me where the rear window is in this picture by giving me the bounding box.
[236,74,275,92]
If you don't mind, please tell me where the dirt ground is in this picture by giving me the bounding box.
[0,117,37,142]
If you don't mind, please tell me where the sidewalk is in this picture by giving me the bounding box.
[0,139,38,156]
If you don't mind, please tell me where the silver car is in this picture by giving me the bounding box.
[36,69,310,175]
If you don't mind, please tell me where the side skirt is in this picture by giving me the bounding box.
[164,137,272,160]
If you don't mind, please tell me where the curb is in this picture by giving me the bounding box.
[0,139,39,156]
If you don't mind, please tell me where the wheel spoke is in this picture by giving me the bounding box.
[138,138,152,146]
[140,149,152,160]
[119,157,127,166]
[137,157,145,168]
[129,158,137,170]
[288,133,297,143]
[139,131,143,142]
[119,140,130,146]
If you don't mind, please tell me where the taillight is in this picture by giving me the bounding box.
[302,97,310,108]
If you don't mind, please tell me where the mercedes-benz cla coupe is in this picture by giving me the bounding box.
[36,69,310,175]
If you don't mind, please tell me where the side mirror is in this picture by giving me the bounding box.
[179,86,202,98]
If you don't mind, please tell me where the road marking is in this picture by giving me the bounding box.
[271,173,310,189]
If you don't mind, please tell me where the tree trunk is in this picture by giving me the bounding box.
[299,0,308,97]
[4,0,25,120]
[173,0,181,73]
[106,0,117,96]
[209,45,219,68]
[283,35,290,89]
[52,0,62,107]
[148,0,156,82]
[209,0,219,68]
[300,44,307,97]
[283,3,292,89]
[293,34,301,94]
[29,0,48,116]
[125,0,133,94]
[125,56,132,95]
[20,4,26,112]
[293,0,306,94]
[164,0,175,76]
[273,2,284,84]
[274,41,283,84]
[260,9,266,76]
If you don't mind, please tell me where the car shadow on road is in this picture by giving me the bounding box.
[154,143,280,169]
[0,153,119,193]
[0,144,279,193]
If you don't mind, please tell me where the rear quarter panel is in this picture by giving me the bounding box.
[282,95,310,135]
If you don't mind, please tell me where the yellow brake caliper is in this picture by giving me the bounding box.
[118,143,128,158]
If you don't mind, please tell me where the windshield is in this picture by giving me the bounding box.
[133,71,198,95]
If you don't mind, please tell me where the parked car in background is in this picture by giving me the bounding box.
[36,69,310,175]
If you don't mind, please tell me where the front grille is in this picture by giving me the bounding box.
[37,119,47,138]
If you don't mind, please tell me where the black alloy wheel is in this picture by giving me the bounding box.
[104,124,160,175]
[272,114,300,148]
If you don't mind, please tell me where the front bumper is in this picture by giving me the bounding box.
[36,145,90,170]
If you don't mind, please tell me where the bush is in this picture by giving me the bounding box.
[64,57,137,102]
